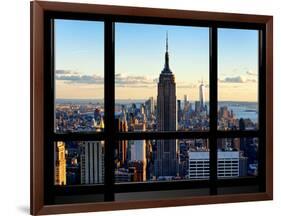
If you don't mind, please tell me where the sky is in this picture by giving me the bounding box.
[55,19,258,102]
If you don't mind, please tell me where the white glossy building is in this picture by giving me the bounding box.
[188,151,240,179]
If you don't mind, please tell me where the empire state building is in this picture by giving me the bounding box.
[155,33,178,178]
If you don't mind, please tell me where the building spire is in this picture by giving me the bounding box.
[162,31,172,74]
[166,31,168,52]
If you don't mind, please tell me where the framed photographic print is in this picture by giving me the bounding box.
[31,1,273,215]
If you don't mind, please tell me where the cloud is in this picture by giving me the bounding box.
[115,73,157,87]
[56,70,213,88]
[56,70,79,75]
[246,70,257,76]
[219,76,257,83]
[153,78,159,83]
[220,76,245,83]
[56,74,104,84]
[56,71,157,87]
[245,78,257,83]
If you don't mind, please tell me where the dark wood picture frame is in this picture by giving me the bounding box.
[31,1,273,215]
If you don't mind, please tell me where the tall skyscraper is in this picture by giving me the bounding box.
[80,141,104,184]
[155,32,178,177]
[130,121,147,181]
[177,99,182,123]
[145,97,155,119]
[195,101,201,113]
[199,79,205,111]
[239,118,246,152]
[115,117,128,166]
[183,95,190,113]
[184,95,188,104]
[54,141,66,185]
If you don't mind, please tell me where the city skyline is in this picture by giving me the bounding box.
[54,28,258,184]
[55,19,258,102]
[55,70,258,183]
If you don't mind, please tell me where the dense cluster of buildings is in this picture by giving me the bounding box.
[55,103,104,133]
[218,106,258,130]
[54,34,258,186]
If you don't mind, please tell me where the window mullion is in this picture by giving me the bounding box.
[258,27,266,192]
[209,26,218,195]
[44,16,55,204]
[104,19,115,201]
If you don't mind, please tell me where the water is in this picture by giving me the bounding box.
[218,101,258,123]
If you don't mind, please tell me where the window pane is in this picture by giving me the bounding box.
[115,23,209,132]
[217,137,258,179]
[218,29,258,131]
[54,19,104,133]
[54,141,104,185]
[114,139,209,183]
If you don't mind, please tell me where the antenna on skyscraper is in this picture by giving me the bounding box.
[166,30,168,52]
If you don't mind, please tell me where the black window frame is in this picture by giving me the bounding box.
[43,11,266,205]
